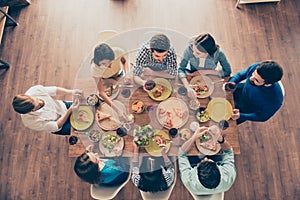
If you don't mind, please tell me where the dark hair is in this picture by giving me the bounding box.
[12,94,35,114]
[197,161,221,189]
[150,34,170,53]
[93,43,115,66]
[137,157,169,192]
[256,61,283,84]
[74,152,100,184]
[194,33,218,56]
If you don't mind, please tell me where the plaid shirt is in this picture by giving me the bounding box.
[133,42,178,76]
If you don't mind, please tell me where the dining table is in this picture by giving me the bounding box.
[68,69,240,158]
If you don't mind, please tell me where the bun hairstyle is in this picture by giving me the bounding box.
[194,33,218,56]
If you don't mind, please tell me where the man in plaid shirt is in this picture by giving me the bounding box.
[133,34,178,86]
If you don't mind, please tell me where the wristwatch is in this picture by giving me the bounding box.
[218,135,225,144]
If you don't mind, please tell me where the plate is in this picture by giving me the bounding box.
[206,98,232,122]
[102,79,119,100]
[190,75,214,98]
[196,139,221,155]
[145,130,171,157]
[195,127,221,155]
[156,97,189,129]
[99,131,124,157]
[70,106,94,131]
[97,101,123,131]
[148,78,172,101]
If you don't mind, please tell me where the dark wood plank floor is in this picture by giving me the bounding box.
[1,0,300,199]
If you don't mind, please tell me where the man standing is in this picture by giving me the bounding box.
[133,33,177,86]
[178,126,236,195]
[229,61,284,124]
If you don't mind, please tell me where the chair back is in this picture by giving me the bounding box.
[139,158,177,200]
[189,192,224,200]
[90,164,131,200]
[97,30,118,44]
[278,80,285,96]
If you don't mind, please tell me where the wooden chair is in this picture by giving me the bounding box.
[139,158,177,200]
[189,192,224,200]
[90,170,131,200]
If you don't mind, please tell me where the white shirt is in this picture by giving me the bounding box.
[21,85,67,133]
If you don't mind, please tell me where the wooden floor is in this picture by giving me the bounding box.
[0,0,300,199]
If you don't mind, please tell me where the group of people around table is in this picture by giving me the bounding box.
[11,32,284,197]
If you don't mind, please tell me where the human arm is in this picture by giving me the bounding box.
[56,98,80,129]
[229,62,260,83]
[217,49,232,78]
[56,87,83,97]
[181,126,208,153]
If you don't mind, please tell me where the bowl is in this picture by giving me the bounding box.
[88,129,101,143]
[196,107,210,123]
[133,125,154,147]
[87,94,100,106]
[131,100,145,114]
[189,99,200,110]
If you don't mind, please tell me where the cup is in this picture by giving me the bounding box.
[178,86,187,96]
[224,82,236,92]
[87,94,100,106]
[68,135,78,145]
[121,89,131,98]
[169,128,178,138]
[144,80,156,91]
[116,127,127,137]
[218,120,229,130]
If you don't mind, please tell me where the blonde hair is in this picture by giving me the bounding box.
[12,94,35,114]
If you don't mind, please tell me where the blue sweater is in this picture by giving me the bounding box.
[99,157,129,185]
[229,62,283,123]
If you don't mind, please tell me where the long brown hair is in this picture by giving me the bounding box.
[12,94,35,114]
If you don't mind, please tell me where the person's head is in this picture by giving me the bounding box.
[12,95,45,114]
[194,33,218,57]
[150,34,171,63]
[197,158,221,189]
[137,157,169,192]
[93,43,115,66]
[250,61,283,86]
[73,151,105,184]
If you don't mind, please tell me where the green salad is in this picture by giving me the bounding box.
[133,125,154,146]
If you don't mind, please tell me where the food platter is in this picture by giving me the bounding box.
[148,78,172,101]
[156,97,189,129]
[99,131,124,157]
[145,130,171,157]
[206,98,232,122]
[190,75,214,98]
[196,138,221,155]
[70,106,94,131]
[96,101,123,131]
[102,78,119,100]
